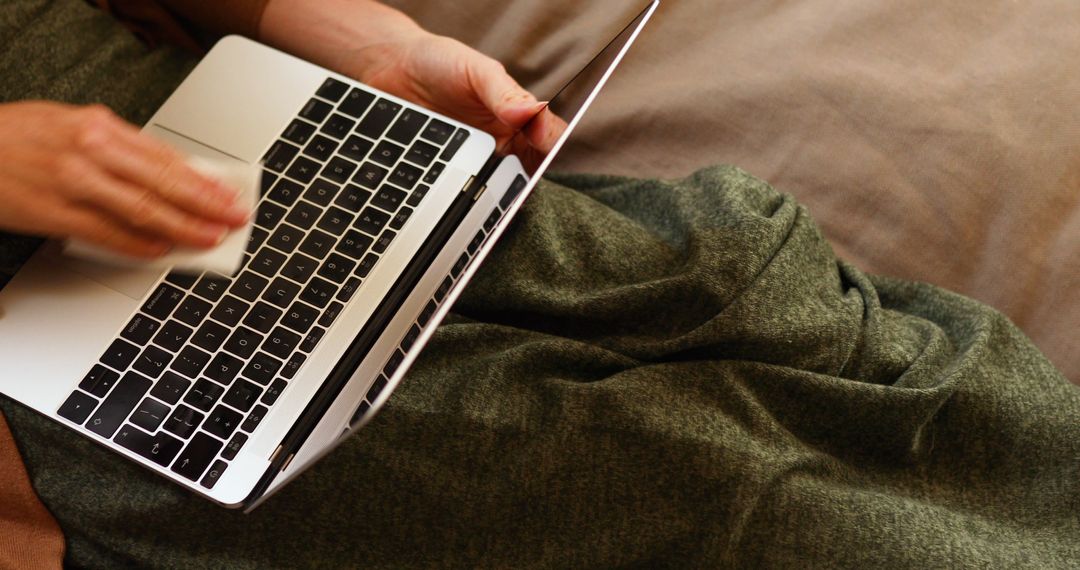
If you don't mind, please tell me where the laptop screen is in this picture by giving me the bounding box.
[499,1,658,177]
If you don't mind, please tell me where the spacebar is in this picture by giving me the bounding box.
[85,371,152,439]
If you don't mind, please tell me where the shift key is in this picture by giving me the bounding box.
[85,371,152,439]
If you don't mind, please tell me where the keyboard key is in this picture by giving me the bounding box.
[224,326,262,360]
[282,352,306,379]
[405,184,429,207]
[79,364,119,398]
[221,432,248,460]
[171,432,223,482]
[150,371,191,405]
[388,162,423,190]
[299,230,335,259]
[209,298,248,329]
[184,379,224,412]
[435,276,453,302]
[369,140,404,167]
[321,156,358,184]
[281,119,317,146]
[334,183,371,213]
[451,252,469,277]
[282,302,320,335]
[86,371,152,438]
[200,459,229,489]
[206,352,244,385]
[192,274,230,302]
[164,404,204,439]
[298,98,332,123]
[101,338,140,371]
[371,230,396,254]
[262,140,299,173]
[440,128,470,160]
[317,77,350,102]
[275,254,314,284]
[320,113,356,140]
[241,405,268,433]
[141,283,184,320]
[114,424,182,467]
[304,178,340,206]
[405,140,438,167]
[316,206,353,236]
[386,109,428,144]
[285,200,322,230]
[267,224,305,254]
[229,271,269,303]
[263,277,302,309]
[335,230,373,259]
[423,161,445,185]
[249,250,286,280]
[372,185,407,213]
[356,98,401,139]
[302,134,338,161]
[152,317,192,354]
[355,206,390,236]
[300,277,337,309]
[418,300,437,327]
[286,155,321,184]
[57,391,98,424]
[389,206,413,230]
[223,379,262,413]
[247,226,269,255]
[261,171,277,196]
[242,352,282,385]
[339,135,374,162]
[484,209,501,232]
[191,320,230,353]
[299,327,325,353]
[255,200,287,231]
[317,253,355,284]
[130,397,170,431]
[319,301,344,327]
[350,401,371,425]
[267,178,304,207]
[355,253,378,278]
[337,278,361,302]
[260,379,287,406]
[352,162,388,190]
[337,86,374,117]
[244,301,284,332]
[132,345,172,378]
[164,271,198,289]
[263,326,301,359]
[171,345,211,378]
[401,324,421,352]
[420,118,454,145]
[368,374,390,401]
[204,405,243,439]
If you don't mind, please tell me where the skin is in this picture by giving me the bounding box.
[0,0,565,257]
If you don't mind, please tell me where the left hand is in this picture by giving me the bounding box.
[259,0,565,171]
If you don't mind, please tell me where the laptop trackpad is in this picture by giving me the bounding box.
[59,246,164,300]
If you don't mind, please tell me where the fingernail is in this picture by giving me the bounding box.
[226,203,251,224]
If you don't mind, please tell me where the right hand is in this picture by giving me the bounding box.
[0,101,251,258]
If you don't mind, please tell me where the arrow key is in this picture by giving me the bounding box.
[171,432,223,482]
[114,423,183,467]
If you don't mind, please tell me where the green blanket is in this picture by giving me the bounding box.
[3,1,1079,568]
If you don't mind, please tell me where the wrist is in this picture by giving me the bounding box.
[258,0,428,78]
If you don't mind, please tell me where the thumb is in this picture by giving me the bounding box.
[473,58,543,128]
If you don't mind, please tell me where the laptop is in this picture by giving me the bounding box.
[0,1,658,510]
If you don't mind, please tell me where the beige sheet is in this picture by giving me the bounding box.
[386,0,1080,383]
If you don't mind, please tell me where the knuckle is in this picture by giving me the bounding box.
[75,106,116,152]
[127,190,160,228]
[56,154,91,189]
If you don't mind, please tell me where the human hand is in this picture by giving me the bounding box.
[259,0,567,171]
[0,102,250,257]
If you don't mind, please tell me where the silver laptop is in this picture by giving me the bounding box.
[0,2,657,510]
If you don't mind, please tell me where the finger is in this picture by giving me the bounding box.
[55,207,173,259]
[468,57,542,129]
[56,154,230,248]
[72,108,249,226]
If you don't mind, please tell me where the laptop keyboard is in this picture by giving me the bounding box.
[55,77,470,490]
